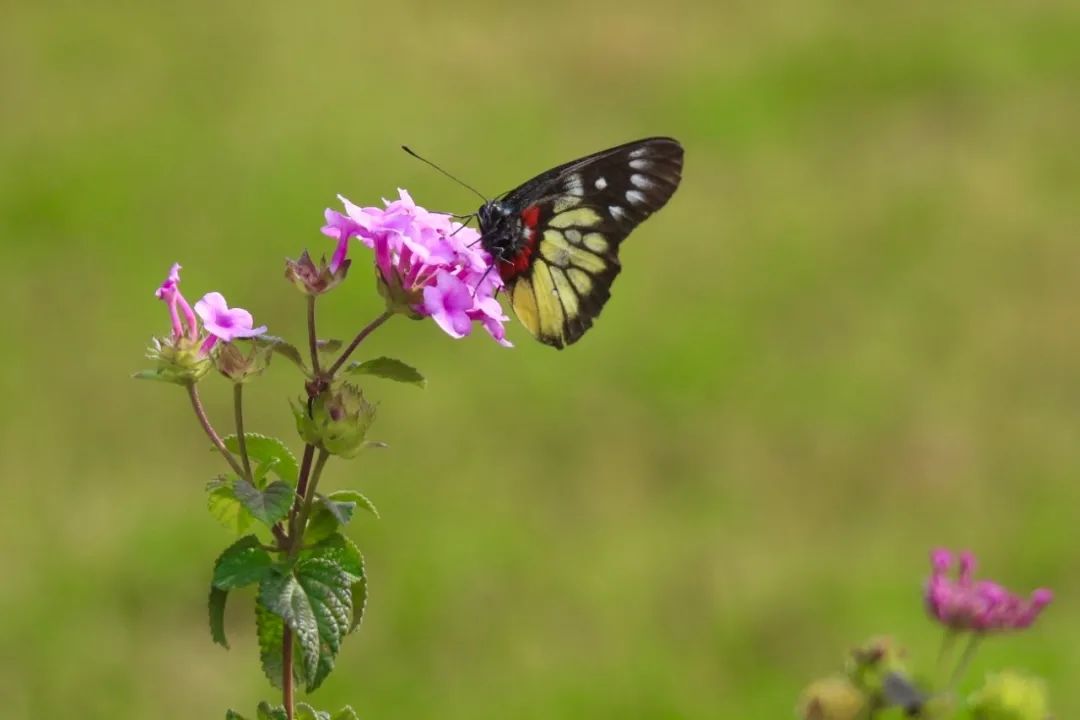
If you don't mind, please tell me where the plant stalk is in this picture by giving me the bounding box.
[326,311,393,377]
[186,384,246,478]
[307,295,321,376]
[233,383,252,482]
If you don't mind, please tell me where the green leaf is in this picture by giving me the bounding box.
[132,368,187,385]
[262,335,307,374]
[296,702,331,720]
[225,710,249,720]
[256,702,289,720]
[327,489,380,520]
[317,338,343,354]
[302,533,366,634]
[330,707,360,720]
[303,505,339,546]
[296,557,353,691]
[212,535,273,590]
[209,586,229,648]
[256,597,297,689]
[260,570,321,684]
[222,434,300,486]
[305,490,380,544]
[345,356,426,388]
[207,476,255,534]
[234,479,294,527]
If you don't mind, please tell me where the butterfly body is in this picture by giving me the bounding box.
[478,137,683,349]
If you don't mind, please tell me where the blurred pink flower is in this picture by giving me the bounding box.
[155,263,198,343]
[925,549,1052,633]
[194,291,268,353]
[323,189,511,347]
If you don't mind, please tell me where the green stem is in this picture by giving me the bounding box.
[186,384,245,478]
[326,311,393,377]
[948,633,983,691]
[307,295,321,376]
[233,383,252,482]
[282,626,294,719]
[935,628,958,689]
[290,449,331,559]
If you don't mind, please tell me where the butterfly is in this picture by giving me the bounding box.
[477,137,684,348]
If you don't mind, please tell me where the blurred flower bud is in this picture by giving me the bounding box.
[969,671,1050,720]
[144,335,213,385]
[285,249,351,296]
[214,338,273,383]
[375,265,424,318]
[844,636,925,714]
[797,676,868,720]
[292,382,375,458]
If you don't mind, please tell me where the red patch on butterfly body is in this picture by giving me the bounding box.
[497,206,541,281]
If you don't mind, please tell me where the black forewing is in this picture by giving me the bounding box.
[509,138,684,347]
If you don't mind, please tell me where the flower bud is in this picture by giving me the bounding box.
[144,335,212,385]
[292,382,375,458]
[968,671,1050,720]
[375,265,424,318]
[214,338,273,383]
[285,250,351,296]
[846,637,910,695]
[797,676,868,720]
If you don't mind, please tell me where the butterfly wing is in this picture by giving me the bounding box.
[504,137,683,348]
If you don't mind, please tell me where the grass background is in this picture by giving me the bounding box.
[2,1,1078,717]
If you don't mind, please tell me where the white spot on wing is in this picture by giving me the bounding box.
[630,173,653,189]
[629,159,651,170]
[565,173,585,197]
[626,190,646,205]
[609,205,628,222]
[628,147,648,158]
[594,176,607,190]
[565,229,582,245]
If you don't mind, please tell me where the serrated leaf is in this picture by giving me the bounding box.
[222,434,300,486]
[327,490,380,520]
[351,569,367,633]
[209,586,229,648]
[316,494,355,526]
[303,506,338,545]
[260,570,321,685]
[234,479,294,527]
[302,533,366,634]
[296,557,353,691]
[225,710,249,720]
[331,707,360,720]
[256,701,289,720]
[345,356,426,388]
[262,335,307,374]
[212,535,273,590]
[256,597,298,689]
[306,491,379,543]
[207,477,256,534]
[296,702,331,720]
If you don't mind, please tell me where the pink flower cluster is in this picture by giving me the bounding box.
[322,190,510,347]
[925,549,1052,633]
[156,263,266,353]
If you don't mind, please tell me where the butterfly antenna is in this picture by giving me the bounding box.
[401,145,489,203]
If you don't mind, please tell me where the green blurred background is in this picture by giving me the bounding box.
[2,1,1078,717]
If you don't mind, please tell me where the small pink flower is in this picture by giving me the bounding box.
[323,189,511,346]
[155,263,198,343]
[925,548,1052,633]
[194,291,267,353]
